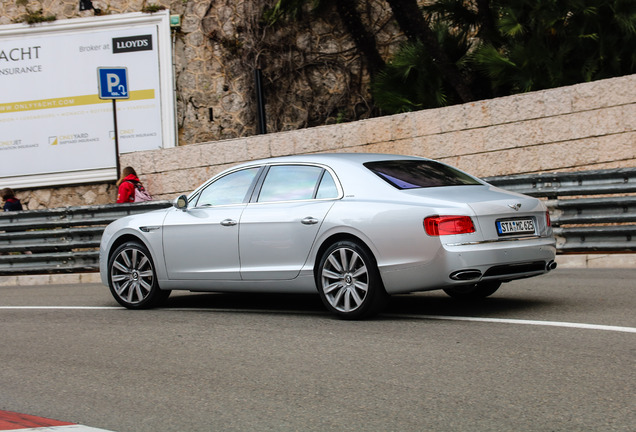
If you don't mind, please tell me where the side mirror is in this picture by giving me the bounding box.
[173,194,188,211]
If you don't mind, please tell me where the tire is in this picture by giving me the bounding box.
[443,281,502,300]
[108,241,170,309]
[316,240,387,319]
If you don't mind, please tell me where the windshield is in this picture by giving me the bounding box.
[364,160,481,189]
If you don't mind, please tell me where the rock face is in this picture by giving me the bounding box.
[0,1,399,145]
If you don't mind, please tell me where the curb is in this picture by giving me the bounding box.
[0,410,114,432]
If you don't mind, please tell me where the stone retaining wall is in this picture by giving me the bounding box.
[123,74,636,201]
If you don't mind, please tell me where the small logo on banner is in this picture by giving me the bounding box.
[112,35,153,53]
[49,136,58,145]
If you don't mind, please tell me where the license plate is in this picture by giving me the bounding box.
[496,218,535,235]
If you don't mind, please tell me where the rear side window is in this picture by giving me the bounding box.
[315,171,339,199]
[258,165,323,202]
[364,160,481,189]
[257,165,340,202]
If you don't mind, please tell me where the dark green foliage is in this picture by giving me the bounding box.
[374,0,636,113]
[470,0,636,94]
[372,21,471,112]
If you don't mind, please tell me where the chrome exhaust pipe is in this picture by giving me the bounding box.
[450,269,482,281]
[546,260,557,271]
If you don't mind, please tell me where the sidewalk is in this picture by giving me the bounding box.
[0,272,101,287]
[1,254,634,287]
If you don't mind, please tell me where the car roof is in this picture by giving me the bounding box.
[238,152,427,168]
[206,153,430,198]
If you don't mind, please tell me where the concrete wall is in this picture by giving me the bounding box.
[123,74,636,201]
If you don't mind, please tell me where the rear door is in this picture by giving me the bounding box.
[239,164,340,280]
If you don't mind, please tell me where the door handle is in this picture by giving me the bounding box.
[220,219,238,226]
[301,216,319,225]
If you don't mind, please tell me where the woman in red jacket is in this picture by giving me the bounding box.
[116,166,146,203]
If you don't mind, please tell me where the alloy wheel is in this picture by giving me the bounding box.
[110,245,155,305]
[320,246,369,313]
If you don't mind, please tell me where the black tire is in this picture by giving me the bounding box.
[108,241,170,309]
[316,240,388,319]
[443,281,502,300]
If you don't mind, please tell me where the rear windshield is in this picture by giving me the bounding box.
[364,160,481,189]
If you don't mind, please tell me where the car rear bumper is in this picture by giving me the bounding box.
[379,236,557,294]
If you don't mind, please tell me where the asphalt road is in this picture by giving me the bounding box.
[1,269,634,432]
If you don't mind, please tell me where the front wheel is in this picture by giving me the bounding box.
[108,241,170,309]
[443,281,502,300]
[316,240,387,319]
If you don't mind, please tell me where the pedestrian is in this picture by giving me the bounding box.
[1,188,23,211]
[116,167,152,203]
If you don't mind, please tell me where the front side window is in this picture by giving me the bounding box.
[258,165,328,202]
[364,160,481,189]
[195,167,260,206]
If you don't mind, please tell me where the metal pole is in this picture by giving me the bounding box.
[254,69,267,134]
[112,99,121,179]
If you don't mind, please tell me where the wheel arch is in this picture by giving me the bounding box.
[313,232,382,285]
[107,233,148,264]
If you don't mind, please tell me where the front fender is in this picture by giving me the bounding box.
[99,209,170,285]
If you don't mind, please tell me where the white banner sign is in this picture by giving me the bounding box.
[0,12,175,188]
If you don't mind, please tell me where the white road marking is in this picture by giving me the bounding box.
[401,314,636,334]
[1,306,634,334]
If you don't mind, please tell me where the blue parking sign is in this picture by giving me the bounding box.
[97,67,129,99]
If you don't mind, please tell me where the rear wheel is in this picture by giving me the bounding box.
[108,241,170,309]
[316,240,387,319]
[443,281,502,300]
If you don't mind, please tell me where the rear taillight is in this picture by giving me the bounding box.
[424,216,475,236]
[546,211,551,227]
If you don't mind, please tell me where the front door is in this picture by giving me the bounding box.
[162,166,261,280]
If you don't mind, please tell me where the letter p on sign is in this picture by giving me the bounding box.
[97,67,129,99]
[106,73,120,92]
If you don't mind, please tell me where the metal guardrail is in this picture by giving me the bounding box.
[0,201,172,276]
[485,168,636,253]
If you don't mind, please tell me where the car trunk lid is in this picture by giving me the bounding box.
[403,185,547,241]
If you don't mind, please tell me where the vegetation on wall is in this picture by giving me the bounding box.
[264,0,636,115]
[14,10,56,25]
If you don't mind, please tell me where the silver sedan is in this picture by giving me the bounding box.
[100,153,556,319]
